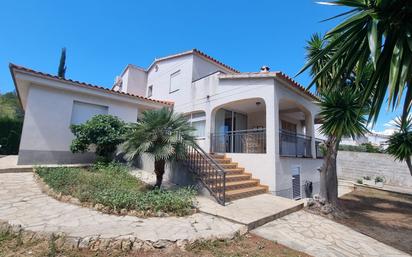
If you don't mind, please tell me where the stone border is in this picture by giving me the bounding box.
[34,172,197,218]
[0,220,198,251]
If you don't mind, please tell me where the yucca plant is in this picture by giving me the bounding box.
[299,0,412,124]
[386,116,412,175]
[119,107,196,188]
[318,87,369,205]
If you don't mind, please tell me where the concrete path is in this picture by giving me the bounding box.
[197,194,303,230]
[0,173,244,246]
[253,210,409,257]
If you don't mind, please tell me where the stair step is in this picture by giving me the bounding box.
[223,168,244,174]
[226,186,268,201]
[211,179,260,190]
[214,158,232,164]
[199,163,238,169]
[225,173,252,182]
[210,154,225,159]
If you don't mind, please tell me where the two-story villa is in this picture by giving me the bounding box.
[10,49,323,202]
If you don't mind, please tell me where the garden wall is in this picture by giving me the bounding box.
[337,151,412,188]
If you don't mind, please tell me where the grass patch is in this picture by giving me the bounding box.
[36,162,196,216]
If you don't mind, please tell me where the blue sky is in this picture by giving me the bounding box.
[0,0,401,131]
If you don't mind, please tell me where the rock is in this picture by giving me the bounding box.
[313,194,320,201]
[121,240,132,251]
[321,204,333,215]
[94,204,105,211]
[132,240,143,251]
[156,211,166,217]
[318,198,326,205]
[98,239,111,251]
[70,198,81,205]
[78,237,91,248]
[176,239,188,249]
[307,198,315,207]
[120,209,128,215]
[153,239,170,249]
[109,240,122,250]
[63,237,80,249]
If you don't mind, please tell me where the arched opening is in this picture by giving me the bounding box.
[278,98,313,157]
[211,98,266,153]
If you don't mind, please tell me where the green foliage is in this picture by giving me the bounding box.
[386,116,412,162]
[70,114,128,161]
[356,179,363,184]
[299,0,412,123]
[57,47,67,78]
[120,107,196,162]
[318,87,369,140]
[0,92,23,155]
[339,143,382,153]
[375,176,384,183]
[36,164,196,216]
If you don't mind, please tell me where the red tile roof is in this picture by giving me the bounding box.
[9,64,174,106]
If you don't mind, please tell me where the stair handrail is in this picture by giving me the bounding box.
[183,142,226,205]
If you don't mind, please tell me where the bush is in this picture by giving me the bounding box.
[36,163,196,216]
[0,117,23,155]
[339,143,383,153]
[70,115,129,161]
[375,176,384,183]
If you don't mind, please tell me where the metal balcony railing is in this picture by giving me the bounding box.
[279,130,312,158]
[210,128,266,154]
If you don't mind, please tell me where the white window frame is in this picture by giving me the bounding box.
[186,112,206,139]
[169,70,181,93]
[147,85,153,97]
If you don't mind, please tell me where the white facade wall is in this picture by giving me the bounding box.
[120,66,147,96]
[18,84,141,164]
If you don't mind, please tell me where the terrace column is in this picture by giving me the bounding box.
[305,112,316,159]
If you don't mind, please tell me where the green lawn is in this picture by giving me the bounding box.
[36,162,196,216]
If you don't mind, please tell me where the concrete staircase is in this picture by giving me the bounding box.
[209,153,268,201]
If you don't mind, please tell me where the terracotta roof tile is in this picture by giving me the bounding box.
[9,63,173,106]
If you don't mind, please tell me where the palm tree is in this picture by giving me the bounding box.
[306,34,370,206]
[119,107,196,188]
[299,0,412,124]
[386,116,412,175]
[317,87,369,206]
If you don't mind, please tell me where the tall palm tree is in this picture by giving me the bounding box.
[386,116,412,175]
[317,88,369,206]
[299,0,412,124]
[119,107,196,187]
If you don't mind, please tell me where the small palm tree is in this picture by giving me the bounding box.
[318,87,369,206]
[119,107,196,187]
[386,116,412,176]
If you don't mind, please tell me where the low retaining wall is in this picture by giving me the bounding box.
[337,151,412,188]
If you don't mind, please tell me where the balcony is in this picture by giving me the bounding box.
[211,128,266,154]
[279,130,312,158]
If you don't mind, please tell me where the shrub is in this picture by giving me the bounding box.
[70,115,129,161]
[356,179,363,184]
[363,176,371,180]
[339,143,383,153]
[375,176,384,183]
[36,164,196,216]
[0,117,23,155]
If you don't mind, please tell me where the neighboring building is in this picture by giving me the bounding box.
[10,49,323,200]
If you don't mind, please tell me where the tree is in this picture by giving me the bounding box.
[305,34,370,207]
[386,116,412,175]
[70,114,128,161]
[317,87,369,206]
[299,0,412,124]
[57,47,67,78]
[119,107,196,188]
[0,91,24,155]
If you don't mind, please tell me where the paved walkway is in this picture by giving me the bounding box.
[0,173,244,247]
[253,210,409,257]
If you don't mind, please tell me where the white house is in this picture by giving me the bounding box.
[10,49,323,201]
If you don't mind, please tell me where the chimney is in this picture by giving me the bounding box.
[260,66,270,72]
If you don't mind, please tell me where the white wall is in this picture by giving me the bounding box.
[18,84,140,164]
[121,66,147,96]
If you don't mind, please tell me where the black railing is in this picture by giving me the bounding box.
[210,129,266,153]
[315,139,324,159]
[279,130,312,157]
[183,143,226,205]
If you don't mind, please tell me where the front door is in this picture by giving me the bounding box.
[291,166,301,199]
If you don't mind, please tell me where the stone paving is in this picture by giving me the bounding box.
[253,210,410,257]
[0,173,244,248]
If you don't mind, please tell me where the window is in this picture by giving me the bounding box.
[185,111,206,138]
[147,85,153,97]
[169,70,181,93]
[70,101,108,125]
